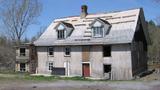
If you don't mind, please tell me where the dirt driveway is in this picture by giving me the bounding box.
[0,80,160,90]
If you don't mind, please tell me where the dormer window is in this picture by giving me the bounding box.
[57,29,65,39]
[90,18,111,38]
[93,27,104,37]
[55,22,74,40]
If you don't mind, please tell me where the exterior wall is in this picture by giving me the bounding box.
[90,45,104,78]
[111,44,132,80]
[15,47,30,72]
[15,63,29,72]
[131,41,147,76]
[37,46,82,76]
[37,44,133,80]
[90,44,132,80]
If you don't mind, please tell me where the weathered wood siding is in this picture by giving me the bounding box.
[37,46,82,76]
[82,46,90,62]
[90,45,104,78]
[111,44,132,80]
[131,41,147,76]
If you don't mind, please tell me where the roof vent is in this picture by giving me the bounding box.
[80,5,88,18]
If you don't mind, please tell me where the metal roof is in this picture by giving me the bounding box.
[34,8,148,46]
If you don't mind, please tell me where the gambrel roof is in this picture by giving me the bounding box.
[34,8,150,46]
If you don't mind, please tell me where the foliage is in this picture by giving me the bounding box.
[147,20,160,63]
[0,0,42,45]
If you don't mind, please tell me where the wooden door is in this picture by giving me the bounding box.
[82,64,90,77]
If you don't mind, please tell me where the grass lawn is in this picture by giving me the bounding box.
[0,73,93,82]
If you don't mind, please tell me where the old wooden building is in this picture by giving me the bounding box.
[34,5,150,80]
[15,43,37,74]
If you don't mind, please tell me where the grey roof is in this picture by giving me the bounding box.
[34,8,149,46]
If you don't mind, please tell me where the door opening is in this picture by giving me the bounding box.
[20,63,26,72]
[103,64,111,79]
[82,63,90,77]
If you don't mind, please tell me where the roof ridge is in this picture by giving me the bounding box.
[54,7,141,21]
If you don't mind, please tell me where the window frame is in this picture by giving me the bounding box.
[48,62,54,71]
[20,48,26,56]
[92,26,104,38]
[64,47,71,57]
[103,45,111,57]
[48,47,54,56]
[57,29,65,39]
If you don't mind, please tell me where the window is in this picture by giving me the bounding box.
[57,30,65,39]
[20,48,26,56]
[48,47,54,56]
[103,46,111,57]
[64,47,71,56]
[104,65,111,73]
[49,62,54,70]
[92,27,104,37]
[20,63,26,72]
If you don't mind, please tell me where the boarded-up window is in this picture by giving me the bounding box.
[103,46,111,57]
[82,46,90,62]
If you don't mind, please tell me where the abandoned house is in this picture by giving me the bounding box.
[34,5,150,80]
[15,43,37,73]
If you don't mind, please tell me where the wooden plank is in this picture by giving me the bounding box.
[82,46,90,62]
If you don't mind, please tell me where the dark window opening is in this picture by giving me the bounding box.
[20,48,26,56]
[49,62,53,70]
[20,63,26,72]
[103,46,111,57]
[48,47,54,56]
[64,47,71,56]
[104,65,111,73]
[57,30,65,39]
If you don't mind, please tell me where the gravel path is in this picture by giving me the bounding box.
[0,80,160,90]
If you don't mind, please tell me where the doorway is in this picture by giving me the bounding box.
[103,64,111,79]
[82,63,90,77]
[20,63,26,72]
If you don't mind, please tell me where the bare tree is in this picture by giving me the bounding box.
[31,26,46,42]
[1,0,42,45]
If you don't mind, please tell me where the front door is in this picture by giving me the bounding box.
[82,63,90,77]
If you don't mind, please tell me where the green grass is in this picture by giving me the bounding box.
[0,73,93,82]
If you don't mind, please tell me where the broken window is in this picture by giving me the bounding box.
[57,30,65,39]
[104,64,111,73]
[103,45,111,57]
[64,47,71,56]
[20,48,26,56]
[48,47,54,56]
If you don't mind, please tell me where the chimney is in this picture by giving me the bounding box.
[80,5,88,18]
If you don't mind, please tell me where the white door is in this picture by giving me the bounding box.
[64,61,70,76]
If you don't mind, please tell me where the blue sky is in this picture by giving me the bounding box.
[26,0,160,39]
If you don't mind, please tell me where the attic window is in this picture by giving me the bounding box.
[93,27,104,37]
[91,20,104,38]
[55,22,74,40]
[90,18,111,38]
[57,30,65,39]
